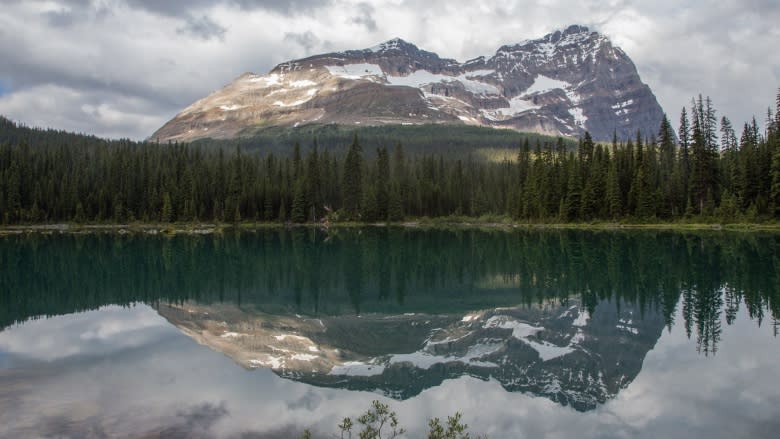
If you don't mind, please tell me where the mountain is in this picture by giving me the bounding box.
[157,298,665,412]
[151,25,665,143]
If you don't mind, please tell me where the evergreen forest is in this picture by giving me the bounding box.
[1,91,779,225]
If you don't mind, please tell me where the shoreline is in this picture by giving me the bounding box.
[2,220,780,235]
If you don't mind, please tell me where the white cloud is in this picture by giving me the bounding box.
[0,0,777,139]
[1,300,778,437]
[0,304,168,361]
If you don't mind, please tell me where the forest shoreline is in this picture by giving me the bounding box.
[2,219,780,235]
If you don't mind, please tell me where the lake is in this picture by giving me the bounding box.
[0,228,778,438]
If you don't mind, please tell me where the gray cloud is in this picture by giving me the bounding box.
[283,31,320,52]
[177,15,228,41]
[231,0,334,14]
[124,0,332,17]
[351,2,377,32]
[0,0,777,140]
[124,0,216,17]
[159,402,229,437]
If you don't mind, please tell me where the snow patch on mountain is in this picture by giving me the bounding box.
[329,361,386,376]
[569,107,588,127]
[389,341,501,369]
[487,96,541,119]
[325,63,384,80]
[386,70,500,96]
[484,315,574,361]
[523,75,570,95]
[573,309,589,327]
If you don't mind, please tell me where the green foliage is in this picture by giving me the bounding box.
[342,400,405,439]
[291,179,308,223]
[427,412,487,439]
[1,85,779,227]
[333,401,487,439]
[343,135,364,218]
[161,192,173,223]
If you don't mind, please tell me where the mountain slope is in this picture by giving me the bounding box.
[152,25,665,142]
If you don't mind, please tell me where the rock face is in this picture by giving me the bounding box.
[151,25,665,143]
[157,297,665,412]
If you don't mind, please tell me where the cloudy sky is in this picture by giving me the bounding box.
[0,0,778,140]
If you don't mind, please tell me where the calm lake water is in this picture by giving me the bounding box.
[0,228,778,438]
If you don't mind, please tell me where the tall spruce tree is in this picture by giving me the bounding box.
[376,147,390,220]
[342,135,363,218]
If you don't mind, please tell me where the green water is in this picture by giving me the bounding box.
[0,229,778,437]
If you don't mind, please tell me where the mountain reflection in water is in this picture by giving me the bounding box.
[1,228,778,420]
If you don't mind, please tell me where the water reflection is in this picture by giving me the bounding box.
[0,229,779,436]
[155,296,664,411]
[1,229,777,350]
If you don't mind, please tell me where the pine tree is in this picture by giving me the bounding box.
[292,142,302,181]
[606,157,622,218]
[689,96,718,214]
[387,185,404,221]
[679,107,691,197]
[776,87,780,129]
[563,161,582,221]
[305,143,321,220]
[161,192,173,223]
[375,147,390,220]
[343,135,363,218]
[263,182,274,221]
[361,185,379,222]
[278,197,287,222]
[658,115,676,179]
[291,179,308,223]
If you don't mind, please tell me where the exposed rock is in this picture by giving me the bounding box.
[152,25,665,143]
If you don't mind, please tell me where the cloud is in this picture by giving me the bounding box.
[0,304,169,361]
[0,0,777,140]
[231,0,335,15]
[283,31,321,52]
[0,298,778,438]
[350,2,377,32]
[0,84,171,139]
[124,0,332,17]
[177,15,227,41]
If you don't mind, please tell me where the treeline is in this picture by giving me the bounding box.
[0,90,779,224]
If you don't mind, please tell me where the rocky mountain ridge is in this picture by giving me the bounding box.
[151,25,665,143]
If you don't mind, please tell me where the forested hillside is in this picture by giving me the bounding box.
[0,91,779,225]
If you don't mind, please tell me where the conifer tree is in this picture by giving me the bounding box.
[376,147,390,220]
[361,185,379,222]
[343,135,363,218]
[161,192,173,223]
[387,185,404,221]
[679,107,691,193]
[291,179,308,223]
[292,142,302,181]
[658,115,676,179]
[606,157,622,218]
[769,147,780,217]
[305,143,321,220]
[563,160,582,221]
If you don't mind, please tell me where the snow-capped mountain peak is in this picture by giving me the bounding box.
[152,25,665,143]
